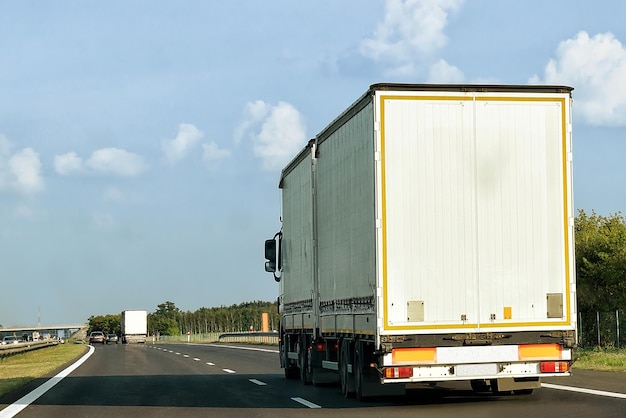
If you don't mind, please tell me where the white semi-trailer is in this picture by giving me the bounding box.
[121,310,147,344]
[265,83,577,400]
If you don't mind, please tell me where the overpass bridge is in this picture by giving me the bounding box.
[0,324,87,339]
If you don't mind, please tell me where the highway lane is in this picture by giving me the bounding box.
[1,343,625,417]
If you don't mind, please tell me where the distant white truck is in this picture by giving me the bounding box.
[121,310,147,344]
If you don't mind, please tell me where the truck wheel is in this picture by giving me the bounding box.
[297,337,310,385]
[307,346,319,386]
[354,348,367,401]
[340,341,354,398]
[299,352,308,383]
[340,355,353,398]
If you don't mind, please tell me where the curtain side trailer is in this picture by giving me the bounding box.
[265,83,577,400]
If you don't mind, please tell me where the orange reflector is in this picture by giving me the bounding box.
[392,347,436,364]
[518,344,562,360]
[384,367,413,379]
[503,306,512,319]
[540,361,570,373]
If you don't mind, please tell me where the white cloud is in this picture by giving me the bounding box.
[0,136,44,195]
[359,0,464,78]
[163,123,203,163]
[7,148,44,194]
[234,100,270,144]
[86,148,147,176]
[531,31,626,126]
[54,152,83,175]
[237,101,307,171]
[202,141,231,163]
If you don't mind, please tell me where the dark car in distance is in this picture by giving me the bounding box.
[89,331,106,344]
[106,334,119,344]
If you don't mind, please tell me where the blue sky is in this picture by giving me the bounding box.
[1,0,625,326]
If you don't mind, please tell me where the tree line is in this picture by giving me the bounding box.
[88,300,279,336]
[575,210,626,313]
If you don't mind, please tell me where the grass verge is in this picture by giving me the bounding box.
[573,347,626,372]
[0,342,88,399]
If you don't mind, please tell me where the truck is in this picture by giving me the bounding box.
[264,83,577,400]
[121,310,147,344]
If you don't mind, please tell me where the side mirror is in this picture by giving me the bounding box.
[264,239,277,273]
[264,232,282,281]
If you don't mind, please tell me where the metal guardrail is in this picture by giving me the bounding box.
[218,332,279,345]
[0,341,59,358]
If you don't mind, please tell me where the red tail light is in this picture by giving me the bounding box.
[384,367,413,378]
[540,361,570,373]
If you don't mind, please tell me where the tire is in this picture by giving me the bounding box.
[298,336,311,385]
[354,347,365,401]
[308,346,319,386]
[340,341,354,398]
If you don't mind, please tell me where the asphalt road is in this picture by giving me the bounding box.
[1,342,625,417]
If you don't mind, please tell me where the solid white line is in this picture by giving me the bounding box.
[223,368,236,374]
[0,345,95,418]
[542,383,626,399]
[249,379,267,386]
[291,397,321,409]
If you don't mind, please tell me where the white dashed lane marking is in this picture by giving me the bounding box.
[249,379,267,386]
[223,369,236,374]
[291,397,321,409]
